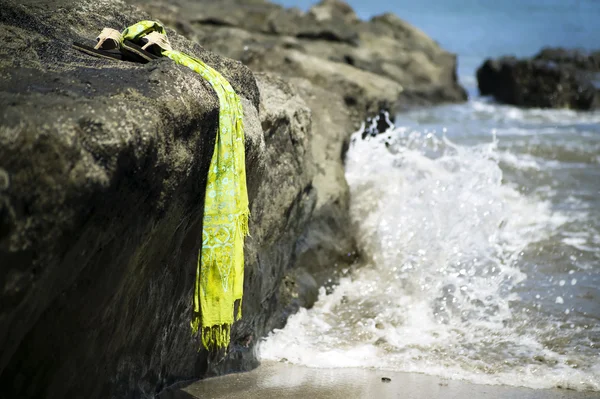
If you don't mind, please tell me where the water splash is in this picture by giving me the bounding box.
[259,126,600,391]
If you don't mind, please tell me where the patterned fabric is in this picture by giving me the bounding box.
[121,21,249,350]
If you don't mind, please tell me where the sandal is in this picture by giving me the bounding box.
[140,31,172,53]
[72,27,124,61]
[73,27,159,64]
[121,39,161,62]
[121,31,171,62]
[95,28,122,50]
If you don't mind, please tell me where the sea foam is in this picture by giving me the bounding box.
[259,124,600,391]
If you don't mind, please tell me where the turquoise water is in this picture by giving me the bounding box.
[262,0,600,392]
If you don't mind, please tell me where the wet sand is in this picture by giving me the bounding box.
[160,361,599,399]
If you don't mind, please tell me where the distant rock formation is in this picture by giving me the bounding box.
[477,48,600,110]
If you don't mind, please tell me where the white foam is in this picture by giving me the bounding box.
[498,151,542,170]
[258,128,600,392]
[469,99,600,126]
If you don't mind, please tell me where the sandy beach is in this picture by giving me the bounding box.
[159,361,599,399]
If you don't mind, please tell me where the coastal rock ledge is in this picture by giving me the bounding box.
[477,47,600,110]
[0,0,465,398]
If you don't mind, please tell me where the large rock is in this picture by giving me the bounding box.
[0,0,324,397]
[1,1,468,397]
[286,76,358,284]
[477,48,600,110]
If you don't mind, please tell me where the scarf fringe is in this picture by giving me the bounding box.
[235,211,248,322]
[237,210,250,238]
[201,324,231,351]
[235,297,242,322]
[190,211,249,350]
[191,315,201,336]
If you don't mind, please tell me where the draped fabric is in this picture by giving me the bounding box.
[121,21,249,350]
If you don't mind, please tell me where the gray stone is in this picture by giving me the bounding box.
[477,48,600,110]
[0,1,322,398]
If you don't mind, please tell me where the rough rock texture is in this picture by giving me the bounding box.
[0,0,467,398]
[0,0,319,398]
[477,48,600,110]
[132,0,467,120]
[286,76,357,284]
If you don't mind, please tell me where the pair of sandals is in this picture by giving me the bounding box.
[73,27,172,63]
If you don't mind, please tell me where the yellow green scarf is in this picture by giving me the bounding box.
[121,21,249,350]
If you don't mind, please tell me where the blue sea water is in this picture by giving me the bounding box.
[261,0,600,392]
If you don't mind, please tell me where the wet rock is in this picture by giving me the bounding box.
[285,75,359,285]
[266,267,319,331]
[534,48,600,72]
[362,110,395,139]
[476,48,600,110]
[0,169,9,191]
[0,1,320,398]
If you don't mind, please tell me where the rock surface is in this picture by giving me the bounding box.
[477,48,600,110]
[0,0,466,398]
[0,1,318,398]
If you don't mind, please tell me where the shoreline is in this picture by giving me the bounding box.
[162,361,599,399]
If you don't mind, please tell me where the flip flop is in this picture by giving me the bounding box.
[73,27,124,61]
[120,30,171,62]
[140,31,172,53]
[72,41,124,61]
[73,27,159,64]
[96,27,122,50]
[120,40,160,63]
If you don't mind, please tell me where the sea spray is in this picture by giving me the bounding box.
[259,121,600,391]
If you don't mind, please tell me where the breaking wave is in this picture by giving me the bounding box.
[259,114,600,391]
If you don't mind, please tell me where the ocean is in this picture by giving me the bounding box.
[261,0,600,392]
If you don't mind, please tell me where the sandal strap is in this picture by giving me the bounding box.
[95,28,122,50]
[141,31,172,52]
